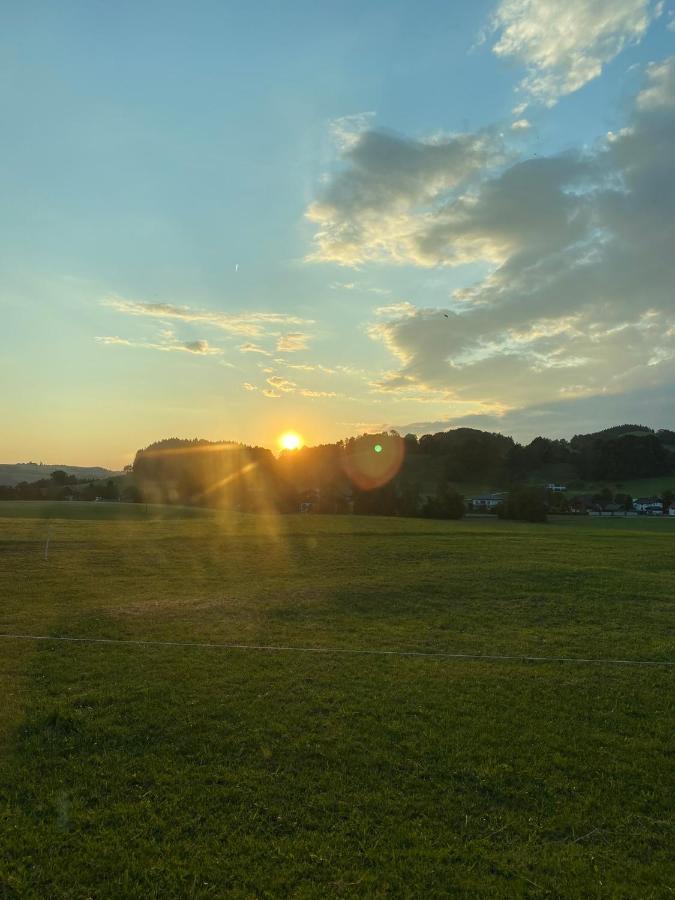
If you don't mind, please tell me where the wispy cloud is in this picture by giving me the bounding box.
[283,361,338,374]
[375,301,417,318]
[298,389,338,398]
[182,340,219,355]
[241,370,343,401]
[266,376,296,393]
[276,332,310,352]
[239,342,272,355]
[96,336,134,347]
[96,335,222,356]
[104,296,313,337]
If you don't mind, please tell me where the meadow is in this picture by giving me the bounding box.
[0,502,672,897]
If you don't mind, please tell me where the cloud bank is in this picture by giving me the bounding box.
[306,128,506,266]
[310,57,675,424]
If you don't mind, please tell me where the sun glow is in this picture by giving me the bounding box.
[279,431,303,451]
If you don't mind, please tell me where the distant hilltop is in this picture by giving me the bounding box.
[0,463,121,487]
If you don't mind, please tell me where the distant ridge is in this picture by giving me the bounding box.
[0,463,121,487]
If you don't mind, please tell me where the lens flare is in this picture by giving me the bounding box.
[342,433,405,490]
[279,431,303,451]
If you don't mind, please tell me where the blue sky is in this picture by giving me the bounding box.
[2,0,674,466]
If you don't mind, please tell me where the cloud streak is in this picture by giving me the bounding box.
[104,296,313,337]
[239,342,272,355]
[96,335,222,356]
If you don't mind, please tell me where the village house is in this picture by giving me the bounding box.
[468,492,509,510]
[588,502,638,517]
[633,497,663,514]
[568,495,593,514]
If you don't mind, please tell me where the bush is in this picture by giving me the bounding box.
[496,487,547,523]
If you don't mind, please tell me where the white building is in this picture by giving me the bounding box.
[633,497,663,514]
[469,492,509,510]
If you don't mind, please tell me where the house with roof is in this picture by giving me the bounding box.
[468,492,509,511]
[568,495,594,514]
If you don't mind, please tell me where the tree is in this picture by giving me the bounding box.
[353,482,397,516]
[496,487,547,523]
[403,434,419,455]
[396,476,421,517]
[101,479,120,501]
[592,487,613,507]
[589,434,670,481]
[546,490,570,513]
[614,493,634,511]
[121,485,142,503]
[421,485,464,519]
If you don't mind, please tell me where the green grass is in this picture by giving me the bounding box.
[0,504,672,897]
[584,475,675,497]
[0,500,214,521]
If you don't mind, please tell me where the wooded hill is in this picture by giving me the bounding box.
[0,462,119,487]
[126,425,675,513]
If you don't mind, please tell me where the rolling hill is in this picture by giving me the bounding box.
[0,463,121,487]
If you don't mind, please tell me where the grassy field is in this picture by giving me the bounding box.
[583,475,675,498]
[0,502,672,897]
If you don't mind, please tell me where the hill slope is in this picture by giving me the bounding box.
[0,463,121,487]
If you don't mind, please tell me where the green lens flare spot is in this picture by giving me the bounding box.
[374,443,383,454]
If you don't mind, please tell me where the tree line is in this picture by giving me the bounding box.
[127,424,674,521]
[2,424,673,523]
[0,470,135,502]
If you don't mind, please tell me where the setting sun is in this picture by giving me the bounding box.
[279,431,303,451]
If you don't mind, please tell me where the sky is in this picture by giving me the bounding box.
[2,0,674,467]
